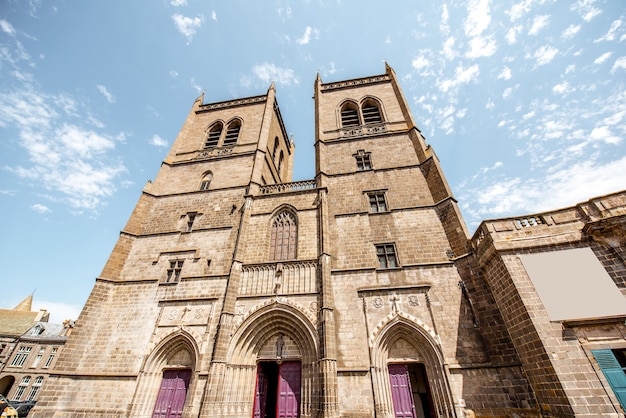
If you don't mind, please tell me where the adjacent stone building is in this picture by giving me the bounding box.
[33,65,626,417]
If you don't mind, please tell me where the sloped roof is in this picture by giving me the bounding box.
[13,295,33,311]
[0,309,39,337]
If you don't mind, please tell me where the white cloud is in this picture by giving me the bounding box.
[296,26,319,45]
[251,63,298,86]
[562,24,581,39]
[277,7,292,20]
[442,36,457,60]
[465,0,491,37]
[150,134,168,148]
[96,84,115,103]
[572,0,601,22]
[411,54,430,71]
[485,100,495,110]
[506,25,523,44]
[507,0,535,21]
[171,14,204,44]
[589,126,621,144]
[595,20,622,43]
[32,300,83,323]
[466,35,497,58]
[171,0,187,6]
[497,66,512,80]
[170,70,179,78]
[502,87,514,98]
[0,19,16,36]
[528,15,550,35]
[552,81,569,94]
[440,4,450,33]
[610,57,626,74]
[437,64,479,92]
[211,11,217,21]
[31,203,51,213]
[593,52,612,65]
[533,45,558,66]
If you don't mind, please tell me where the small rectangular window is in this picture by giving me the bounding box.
[354,150,372,171]
[376,244,398,269]
[186,213,197,232]
[166,260,184,283]
[368,192,388,213]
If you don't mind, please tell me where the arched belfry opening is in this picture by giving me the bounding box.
[130,332,199,418]
[371,316,455,418]
[210,302,319,417]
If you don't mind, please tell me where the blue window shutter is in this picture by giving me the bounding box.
[593,349,626,409]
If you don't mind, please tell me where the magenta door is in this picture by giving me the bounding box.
[277,362,301,418]
[253,361,301,418]
[388,364,416,418]
[152,369,191,418]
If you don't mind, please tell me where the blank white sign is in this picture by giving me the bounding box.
[519,247,626,321]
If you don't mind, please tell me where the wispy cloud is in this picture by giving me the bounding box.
[296,26,319,45]
[594,52,612,65]
[562,24,581,39]
[464,0,497,58]
[528,15,550,35]
[610,57,626,74]
[96,84,115,103]
[533,45,558,66]
[31,203,51,213]
[0,19,16,36]
[150,134,168,148]
[170,0,187,6]
[595,20,622,43]
[250,63,298,86]
[171,14,205,44]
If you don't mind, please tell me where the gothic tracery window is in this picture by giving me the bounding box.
[270,210,297,260]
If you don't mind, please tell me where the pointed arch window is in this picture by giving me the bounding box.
[204,122,223,148]
[340,102,360,127]
[273,137,280,162]
[277,150,285,177]
[223,120,241,146]
[199,172,212,191]
[270,210,297,260]
[362,101,383,124]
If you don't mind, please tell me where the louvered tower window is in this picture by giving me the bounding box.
[270,210,297,260]
[340,103,360,127]
[223,121,241,146]
[362,102,382,124]
[204,123,222,148]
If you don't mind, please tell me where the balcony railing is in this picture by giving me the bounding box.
[260,180,316,195]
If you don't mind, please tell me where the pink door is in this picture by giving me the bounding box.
[152,369,191,418]
[277,362,301,418]
[388,364,416,418]
[253,364,269,418]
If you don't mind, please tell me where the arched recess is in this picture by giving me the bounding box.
[223,118,242,146]
[339,100,360,128]
[370,314,456,418]
[269,205,298,261]
[129,330,200,417]
[214,301,319,417]
[360,96,384,124]
[204,121,224,148]
[0,375,15,396]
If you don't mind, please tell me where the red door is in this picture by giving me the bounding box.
[152,369,191,418]
[277,362,301,418]
[388,364,416,418]
[253,361,301,418]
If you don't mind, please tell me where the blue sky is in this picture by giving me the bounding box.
[1,0,625,322]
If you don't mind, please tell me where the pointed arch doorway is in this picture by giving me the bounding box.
[253,360,301,418]
[152,369,192,418]
[388,363,435,418]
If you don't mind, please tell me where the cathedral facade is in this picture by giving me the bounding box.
[33,65,626,417]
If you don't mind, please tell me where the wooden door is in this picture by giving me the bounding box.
[388,364,416,418]
[152,369,191,418]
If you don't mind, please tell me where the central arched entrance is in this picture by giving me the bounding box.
[254,360,302,418]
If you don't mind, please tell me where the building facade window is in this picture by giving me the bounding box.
[31,348,45,368]
[277,151,285,177]
[376,244,398,269]
[223,120,241,146]
[354,150,372,171]
[166,260,184,283]
[14,376,30,400]
[186,213,197,232]
[270,210,297,261]
[199,172,212,191]
[368,192,388,213]
[27,376,43,401]
[204,122,223,148]
[44,347,57,368]
[340,102,360,127]
[362,101,383,124]
[10,346,32,367]
[273,137,280,162]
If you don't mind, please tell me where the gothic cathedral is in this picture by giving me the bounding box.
[33,65,626,417]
